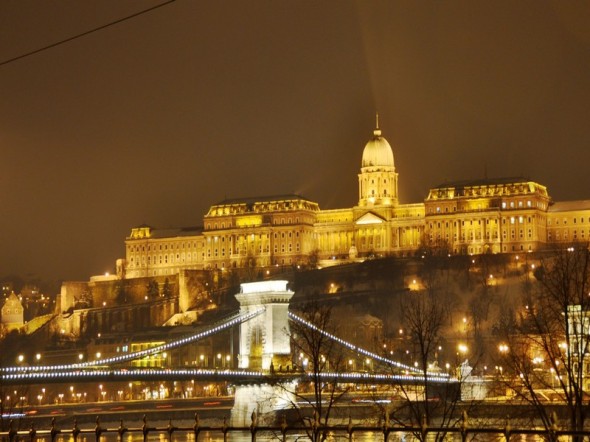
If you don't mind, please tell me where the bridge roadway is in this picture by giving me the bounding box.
[0,367,454,387]
[14,396,234,425]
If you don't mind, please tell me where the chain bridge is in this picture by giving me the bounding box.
[1,281,452,389]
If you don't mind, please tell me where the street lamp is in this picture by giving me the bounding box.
[458,343,468,355]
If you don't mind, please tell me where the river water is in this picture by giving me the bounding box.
[5,419,548,442]
[15,432,547,441]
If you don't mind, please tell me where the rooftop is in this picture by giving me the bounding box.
[214,194,314,206]
[432,176,532,189]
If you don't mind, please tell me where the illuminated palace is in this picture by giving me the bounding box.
[122,124,590,279]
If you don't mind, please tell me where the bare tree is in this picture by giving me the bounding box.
[392,289,465,441]
[497,243,590,437]
[287,298,348,441]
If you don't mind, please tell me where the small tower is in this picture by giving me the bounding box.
[234,280,294,371]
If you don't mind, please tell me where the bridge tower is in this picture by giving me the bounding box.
[234,280,294,371]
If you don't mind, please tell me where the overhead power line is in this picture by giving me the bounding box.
[0,0,176,68]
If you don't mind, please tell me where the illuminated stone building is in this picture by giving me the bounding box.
[122,122,590,279]
[424,178,551,254]
[1,292,24,329]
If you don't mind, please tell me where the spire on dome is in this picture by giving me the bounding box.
[374,112,382,137]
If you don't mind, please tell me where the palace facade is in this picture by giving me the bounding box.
[122,124,590,279]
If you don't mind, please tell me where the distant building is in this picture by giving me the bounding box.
[1,292,24,329]
[120,121,590,279]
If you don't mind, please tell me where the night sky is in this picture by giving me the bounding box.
[1,1,589,284]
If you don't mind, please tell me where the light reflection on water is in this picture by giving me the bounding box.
[25,432,550,442]
[28,433,396,442]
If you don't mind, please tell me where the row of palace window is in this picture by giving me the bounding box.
[207,231,304,242]
[128,242,199,253]
[206,242,302,257]
[207,216,307,230]
[548,216,589,225]
[430,228,535,242]
[429,199,542,214]
[466,244,533,254]
[129,252,203,267]
[548,230,587,241]
[428,216,537,230]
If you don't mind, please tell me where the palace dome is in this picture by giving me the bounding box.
[361,128,394,168]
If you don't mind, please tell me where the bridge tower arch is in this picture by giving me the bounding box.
[234,280,294,371]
